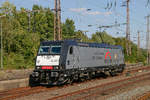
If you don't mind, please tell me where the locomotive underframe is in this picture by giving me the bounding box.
[29,64,125,86]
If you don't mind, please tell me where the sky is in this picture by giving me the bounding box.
[0,0,150,48]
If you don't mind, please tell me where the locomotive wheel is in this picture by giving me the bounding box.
[86,72,91,80]
[29,75,39,87]
[58,74,67,85]
[100,72,108,78]
[88,72,92,80]
[80,78,85,82]
[67,76,74,84]
[109,71,117,76]
[120,67,124,73]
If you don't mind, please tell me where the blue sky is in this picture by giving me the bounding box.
[0,0,150,48]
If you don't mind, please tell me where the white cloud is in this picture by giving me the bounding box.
[33,0,40,2]
[85,11,101,15]
[69,8,87,12]
[32,0,40,4]
[114,12,121,17]
[86,11,112,15]
[104,11,113,15]
[69,8,112,16]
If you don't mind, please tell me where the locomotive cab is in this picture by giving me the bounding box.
[29,41,64,86]
[36,45,61,70]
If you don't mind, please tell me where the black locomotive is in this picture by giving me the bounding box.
[29,40,125,86]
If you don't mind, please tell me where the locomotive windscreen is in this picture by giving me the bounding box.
[39,46,50,54]
[51,46,61,54]
[38,45,61,54]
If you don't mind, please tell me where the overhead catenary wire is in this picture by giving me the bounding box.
[74,0,146,39]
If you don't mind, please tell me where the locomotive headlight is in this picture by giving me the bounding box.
[55,66,59,69]
[53,66,59,70]
[35,72,39,77]
[36,66,40,69]
[64,74,67,77]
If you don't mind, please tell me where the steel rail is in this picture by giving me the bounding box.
[49,72,150,100]
[0,65,149,100]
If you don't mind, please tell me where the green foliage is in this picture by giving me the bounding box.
[91,31,115,45]
[0,2,52,69]
[113,37,147,64]
[0,1,147,69]
[62,18,76,39]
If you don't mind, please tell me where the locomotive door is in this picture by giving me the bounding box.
[67,46,80,69]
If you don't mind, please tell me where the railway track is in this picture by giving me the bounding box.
[0,65,149,100]
[136,91,150,100]
[0,86,48,100]
[48,72,150,100]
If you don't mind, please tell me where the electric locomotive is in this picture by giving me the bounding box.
[29,40,125,86]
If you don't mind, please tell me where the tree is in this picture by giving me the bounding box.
[0,1,147,69]
[62,18,75,39]
[75,30,89,42]
[91,31,115,45]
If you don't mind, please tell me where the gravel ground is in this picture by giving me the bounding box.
[0,69,33,81]
[14,69,150,100]
[105,80,150,100]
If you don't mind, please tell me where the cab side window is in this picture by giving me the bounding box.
[69,46,73,54]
